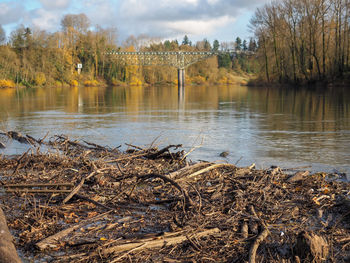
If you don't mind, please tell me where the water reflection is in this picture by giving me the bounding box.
[0,85,349,174]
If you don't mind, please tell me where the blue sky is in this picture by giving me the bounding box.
[0,0,270,44]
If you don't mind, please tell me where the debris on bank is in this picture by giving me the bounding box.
[0,131,350,262]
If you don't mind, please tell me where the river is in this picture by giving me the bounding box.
[0,85,349,175]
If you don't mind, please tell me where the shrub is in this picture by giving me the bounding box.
[70,79,78,87]
[191,75,206,85]
[84,80,99,87]
[34,72,46,86]
[54,81,63,87]
[0,79,16,88]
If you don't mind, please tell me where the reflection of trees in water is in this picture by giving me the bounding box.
[240,87,350,132]
[0,86,349,132]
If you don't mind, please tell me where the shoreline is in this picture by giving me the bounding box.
[0,132,349,262]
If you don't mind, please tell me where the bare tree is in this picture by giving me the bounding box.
[61,13,90,34]
[0,25,5,44]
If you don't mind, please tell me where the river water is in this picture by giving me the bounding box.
[0,85,349,175]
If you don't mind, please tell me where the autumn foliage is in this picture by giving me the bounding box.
[0,79,15,88]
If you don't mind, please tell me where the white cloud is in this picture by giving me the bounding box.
[32,9,62,31]
[1,0,274,41]
[0,1,26,25]
[164,15,235,35]
[207,0,219,4]
[117,0,264,40]
[39,0,70,10]
[81,0,118,27]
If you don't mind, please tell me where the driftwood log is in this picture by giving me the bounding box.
[0,207,22,263]
[294,231,329,262]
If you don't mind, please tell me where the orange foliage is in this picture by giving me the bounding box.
[70,79,78,87]
[0,79,16,88]
[84,80,99,87]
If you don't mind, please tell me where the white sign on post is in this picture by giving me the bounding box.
[77,64,83,69]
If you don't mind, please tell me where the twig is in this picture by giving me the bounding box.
[38,131,49,144]
[4,183,73,188]
[4,189,72,193]
[235,156,243,165]
[125,143,144,151]
[145,144,182,160]
[11,149,31,175]
[140,173,193,208]
[110,243,146,263]
[62,171,96,204]
[180,138,203,162]
[75,194,113,210]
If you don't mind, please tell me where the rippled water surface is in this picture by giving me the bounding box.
[1,85,349,174]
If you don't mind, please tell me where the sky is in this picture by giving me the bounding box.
[0,0,272,44]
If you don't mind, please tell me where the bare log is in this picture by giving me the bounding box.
[36,212,111,250]
[167,163,210,180]
[180,163,235,181]
[294,231,329,262]
[0,206,22,263]
[101,228,220,255]
[287,171,310,183]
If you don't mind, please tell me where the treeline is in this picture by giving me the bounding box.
[0,14,257,88]
[250,0,350,84]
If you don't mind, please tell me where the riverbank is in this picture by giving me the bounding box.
[247,72,350,88]
[0,131,349,262]
[1,70,254,89]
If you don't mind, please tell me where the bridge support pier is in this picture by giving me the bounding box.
[178,68,185,89]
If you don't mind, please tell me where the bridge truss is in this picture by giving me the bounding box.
[106,51,220,69]
[106,50,253,87]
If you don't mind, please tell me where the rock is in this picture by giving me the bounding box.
[219,151,229,157]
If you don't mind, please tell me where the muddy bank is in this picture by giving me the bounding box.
[0,131,349,262]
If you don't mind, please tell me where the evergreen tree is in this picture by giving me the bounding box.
[235,37,242,51]
[182,35,190,45]
[212,39,220,51]
[203,38,211,50]
[242,40,248,51]
[218,53,232,69]
[248,38,257,52]
[164,40,171,50]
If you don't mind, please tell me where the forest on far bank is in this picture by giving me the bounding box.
[0,13,257,89]
[0,0,349,89]
[250,0,349,85]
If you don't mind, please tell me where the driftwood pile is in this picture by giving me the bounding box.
[0,131,350,262]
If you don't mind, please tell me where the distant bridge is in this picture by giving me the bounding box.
[107,50,253,88]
